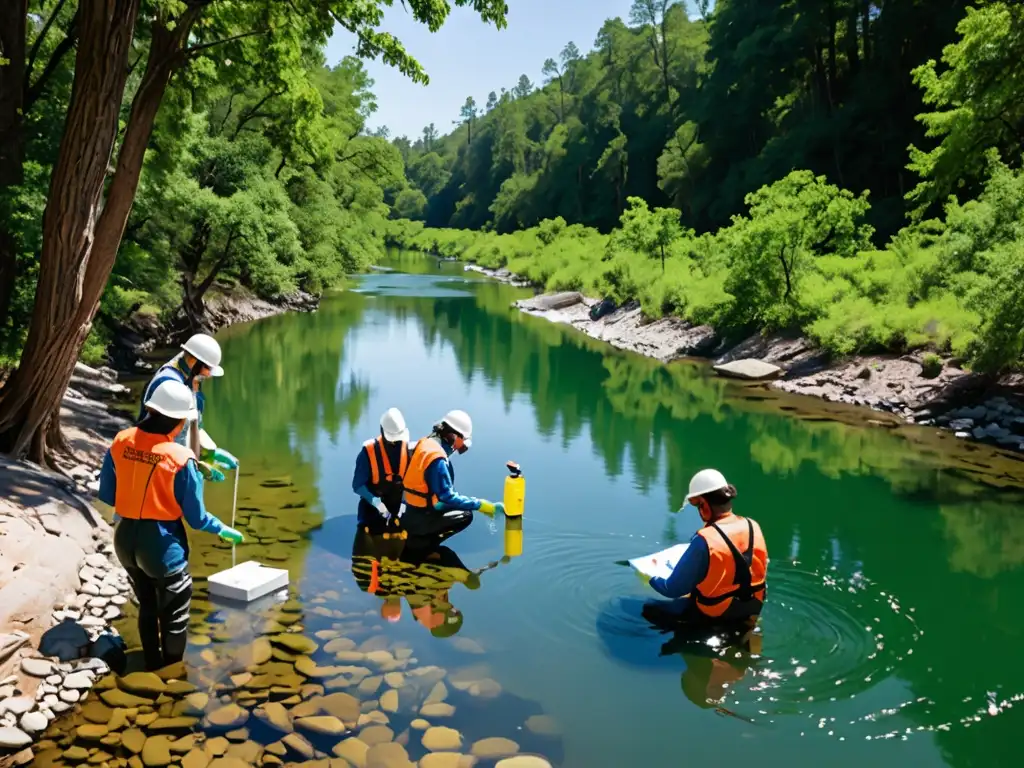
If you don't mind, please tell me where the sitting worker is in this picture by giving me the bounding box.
[100,379,244,671]
[139,333,236,479]
[352,407,410,533]
[400,410,503,545]
[648,469,767,623]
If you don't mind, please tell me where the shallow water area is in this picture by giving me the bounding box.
[33,252,1024,767]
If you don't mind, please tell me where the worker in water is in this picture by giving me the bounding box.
[100,379,244,671]
[352,407,410,533]
[648,469,768,622]
[139,333,236,480]
[400,410,503,545]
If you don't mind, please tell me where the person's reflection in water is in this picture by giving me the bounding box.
[349,523,500,637]
[643,602,763,719]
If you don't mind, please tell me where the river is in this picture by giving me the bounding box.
[42,253,1024,767]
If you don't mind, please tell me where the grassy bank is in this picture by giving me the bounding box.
[386,163,1024,375]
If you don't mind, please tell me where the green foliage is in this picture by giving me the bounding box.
[922,353,943,379]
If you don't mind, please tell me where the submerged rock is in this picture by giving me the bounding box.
[118,672,166,697]
[419,703,455,718]
[524,715,561,736]
[365,741,413,768]
[294,715,346,736]
[379,689,399,713]
[496,757,553,768]
[358,725,394,745]
[419,755,477,768]
[270,634,317,655]
[470,738,519,759]
[205,703,249,729]
[422,726,463,752]
[332,737,369,768]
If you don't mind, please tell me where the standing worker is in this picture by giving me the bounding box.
[99,380,244,671]
[648,469,768,623]
[400,410,504,545]
[139,333,237,479]
[352,407,411,533]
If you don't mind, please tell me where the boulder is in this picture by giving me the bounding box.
[713,359,782,381]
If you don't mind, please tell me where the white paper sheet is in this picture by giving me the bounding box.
[628,543,690,581]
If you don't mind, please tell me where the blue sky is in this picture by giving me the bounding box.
[324,0,632,141]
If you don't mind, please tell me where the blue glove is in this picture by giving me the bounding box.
[212,448,238,470]
[218,526,244,544]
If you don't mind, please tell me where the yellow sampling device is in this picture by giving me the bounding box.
[503,461,525,517]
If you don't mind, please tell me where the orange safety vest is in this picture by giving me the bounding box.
[401,437,448,510]
[363,436,409,506]
[693,514,767,619]
[109,427,193,522]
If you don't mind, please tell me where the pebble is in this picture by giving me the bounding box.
[383,672,405,689]
[332,737,369,767]
[0,729,33,753]
[423,726,463,752]
[100,584,119,597]
[0,686,14,699]
[42,694,58,708]
[79,566,97,583]
[88,597,109,608]
[142,734,173,767]
[38,683,58,696]
[119,672,166,696]
[85,553,109,569]
[294,715,346,736]
[104,606,122,620]
[471,738,519,759]
[59,689,81,703]
[524,715,561,736]
[81,582,101,596]
[496,758,553,768]
[379,689,399,713]
[205,703,248,729]
[21,658,54,677]
[365,742,411,768]
[420,703,455,718]
[358,725,394,745]
[63,671,93,689]
[19,711,47,733]
[1,697,34,716]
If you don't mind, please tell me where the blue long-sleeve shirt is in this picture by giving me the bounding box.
[649,533,711,601]
[425,442,480,512]
[99,447,224,572]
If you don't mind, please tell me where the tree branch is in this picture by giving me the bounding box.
[185,29,264,58]
[231,88,284,139]
[24,0,70,88]
[24,11,79,110]
[218,91,236,133]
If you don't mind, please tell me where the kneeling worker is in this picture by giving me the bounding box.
[353,407,410,532]
[400,410,504,545]
[649,469,767,622]
[99,380,244,671]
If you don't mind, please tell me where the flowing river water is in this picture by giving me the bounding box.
[36,252,1024,768]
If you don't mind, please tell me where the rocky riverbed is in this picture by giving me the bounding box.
[503,284,1024,456]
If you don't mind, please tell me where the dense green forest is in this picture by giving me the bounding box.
[386,0,1024,375]
[0,0,508,463]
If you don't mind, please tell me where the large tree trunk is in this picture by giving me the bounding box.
[0,3,198,464]
[0,0,28,330]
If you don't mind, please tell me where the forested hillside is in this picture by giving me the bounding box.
[388,0,1024,375]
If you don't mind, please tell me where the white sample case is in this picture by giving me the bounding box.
[208,560,289,602]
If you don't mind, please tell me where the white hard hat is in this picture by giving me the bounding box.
[380,407,409,443]
[441,409,473,445]
[146,380,198,421]
[686,468,730,500]
[181,333,224,377]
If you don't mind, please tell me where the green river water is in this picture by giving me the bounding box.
[38,253,1024,768]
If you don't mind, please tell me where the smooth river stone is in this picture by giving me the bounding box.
[281,733,314,760]
[319,692,360,723]
[62,672,94,690]
[270,634,317,655]
[20,711,48,734]
[253,702,292,733]
[420,755,477,768]
[358,676,382,695]
[422,726,463,752]
[495,759,553,768]
[141,735,173,768]
[419,703,455,718]
[294,715,346,736]
[425,682,448,704]
[364,650,395,667]
[118,672,166,697]
[470,738,519,759]
[205,704,248,729]
[76,724,110,741]
[332,737,369,768]
[383,672,405,689]
[0,726,33,749]
[358,725,393,746]
[358,711,390,727]
[379,689,399,713]
[21,658,54,677]
[410,719,430,731]
[524,715,561,736]
[101,689,151,708]
[365,741,413,768]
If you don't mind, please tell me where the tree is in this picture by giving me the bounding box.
[629,0,679,113]
[616,196,685,273]
[393,187,428,219]
[422,122,439,151]
[513,74,534,100]
[486,91,498,111]
[908,3,1024,215]
[458,96,478,145]
[0,0,510,464]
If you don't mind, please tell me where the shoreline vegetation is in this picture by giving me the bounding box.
[384,221,1024,456]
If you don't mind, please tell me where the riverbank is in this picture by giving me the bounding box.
[0,287,321,760]
[464,262,1024,454]
[108,286,320,374]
